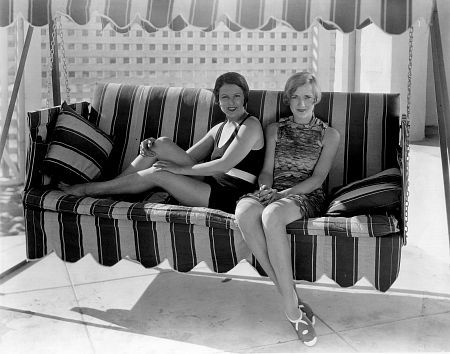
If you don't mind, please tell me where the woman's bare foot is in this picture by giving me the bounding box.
[58,182,88,196]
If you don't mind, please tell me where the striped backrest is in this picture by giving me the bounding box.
[90,84,223,179]
[91,83,400,194]
[247,91,400,192]
[25,85,400,195]
[315,92,400,192]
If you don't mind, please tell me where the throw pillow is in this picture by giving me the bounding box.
[42,101,114,184]
[325,168,402,216]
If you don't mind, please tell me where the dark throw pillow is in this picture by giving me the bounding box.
[42,101,114,184]
[325,168,402,216]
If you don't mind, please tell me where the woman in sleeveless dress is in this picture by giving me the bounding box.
[61,72,265,214]
[235,72,340,346]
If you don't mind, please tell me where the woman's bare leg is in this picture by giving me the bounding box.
[62,166,212,207]
[235,198,283,290]
[117,154,158,177]
[118,137,196,177]
[236,198,307,302]
[261,199,304,320]
[62,137,199,196]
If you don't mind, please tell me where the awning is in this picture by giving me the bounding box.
[0,0,435,34]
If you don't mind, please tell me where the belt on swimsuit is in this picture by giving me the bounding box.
[225,168,257,184]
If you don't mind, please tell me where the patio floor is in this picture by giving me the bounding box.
[1,135,449,353]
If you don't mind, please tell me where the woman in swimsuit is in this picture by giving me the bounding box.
[61,72,265,214]
[235,72,340,346]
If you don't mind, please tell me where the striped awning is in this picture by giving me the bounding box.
[0,0,435,34]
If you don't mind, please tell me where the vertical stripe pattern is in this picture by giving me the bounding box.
[27,88,401,209]
[24,85,403,291]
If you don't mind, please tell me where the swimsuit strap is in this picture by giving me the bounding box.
[214,121,227,142]
[215,113,251,146]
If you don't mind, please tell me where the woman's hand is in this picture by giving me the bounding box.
[257,184,272,199]
[268,191,285,203]
[152,160,184,174]
[139,138,156,157]
[258,184,290,204]
[257,185,284,204]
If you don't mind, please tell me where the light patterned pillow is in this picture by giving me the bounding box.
[42,102,114,184]
[325,168,402,216]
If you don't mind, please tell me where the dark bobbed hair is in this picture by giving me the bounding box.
[213,72,250,104]
[282,71,321,105]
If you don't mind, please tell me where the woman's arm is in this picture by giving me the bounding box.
[281,127,340,196]
[185,127,217,163]
[154,117,264,176]
[258,123,277,188]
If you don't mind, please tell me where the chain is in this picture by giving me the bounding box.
[46,17,58,108]
[402,26,414,244]
[57,16,71,103]
[407,27,413,125]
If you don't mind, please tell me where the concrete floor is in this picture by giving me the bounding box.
[1,136,449,353]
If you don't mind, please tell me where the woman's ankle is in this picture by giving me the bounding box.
[283,287,301,320]
[285,307,302,322]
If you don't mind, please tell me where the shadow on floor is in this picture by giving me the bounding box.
[0,184,24,236]
[67,268,450,352]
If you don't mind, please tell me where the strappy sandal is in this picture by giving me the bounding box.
[298,301,316,325]
[286,311,317,347]
[293,288,316,325]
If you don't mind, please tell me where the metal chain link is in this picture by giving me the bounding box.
[45,16,71,107]
[402,26,414,244]
[57,16,71,103]
[45,18,58,108]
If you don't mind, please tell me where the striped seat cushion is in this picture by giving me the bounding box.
[23,188,399,237]
[286,214,399,237]
[41,102,114,184]
[326,168,402,216]
[23,188,237,229]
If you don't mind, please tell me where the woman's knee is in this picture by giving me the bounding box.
[151,136,173,155]
[261,204,288,230]
[235,199,263,230]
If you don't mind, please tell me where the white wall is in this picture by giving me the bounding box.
[334,30,355,92]
[356,25,392,93]
[355,22,429,141]
[314,24,332,91]
[392,19,429,141]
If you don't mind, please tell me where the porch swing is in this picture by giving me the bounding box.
[1,0,448,292]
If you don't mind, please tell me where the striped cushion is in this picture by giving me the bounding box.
[23,188,402,291]
[25,102,90,190]
[42,102,114,184]
[24,207,249,273]
[326,168,402,216]
[23,188,399,237]
[287,214,399,237]
[252,234,403,291]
